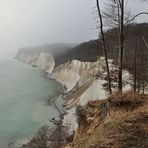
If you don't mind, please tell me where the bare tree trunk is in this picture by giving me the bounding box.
[134,38,137,93]
[118,0,124,92]
[137,79,140,94]
[142,79,145,94]
[96,0,112,94]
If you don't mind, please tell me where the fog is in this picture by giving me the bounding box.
[0,0,147,57]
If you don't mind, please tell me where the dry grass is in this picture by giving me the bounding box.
[66,92,148,148]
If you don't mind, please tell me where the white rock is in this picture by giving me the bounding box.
[36,52,55,74]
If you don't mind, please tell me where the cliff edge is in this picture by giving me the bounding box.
[66,93,148,148]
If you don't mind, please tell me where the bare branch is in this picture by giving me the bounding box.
[125,12,148,24]
[142,36,148,49]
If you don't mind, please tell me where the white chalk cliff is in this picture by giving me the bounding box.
[52,57,132,102]
[36,52,55,74]
[16,51,55,74]
[52,57,133,133]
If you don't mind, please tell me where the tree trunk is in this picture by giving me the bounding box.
[96,0,112,94]
[118,0,124,92]
[142,79,145,94]
[138,79,140,94]
[134,38,138,93]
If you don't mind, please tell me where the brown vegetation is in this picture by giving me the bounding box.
[66,92,148,148]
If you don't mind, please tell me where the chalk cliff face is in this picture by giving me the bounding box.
[16,51,55,74]
[52,57,133,133]
[52,58,107,92]
[36,52,55,74]
[52,57,132,101]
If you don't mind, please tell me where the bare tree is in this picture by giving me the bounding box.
[133,35,148,94]
[101,0,148,92]
[101,0,126,92]
[96,0,112,94]
[133,38,138,93]
[106,0,125,92]
[118,0,124,92]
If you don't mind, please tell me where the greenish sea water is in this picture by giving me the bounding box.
[0,58,63,148]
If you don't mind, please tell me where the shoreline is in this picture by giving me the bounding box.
[14,58,69,148]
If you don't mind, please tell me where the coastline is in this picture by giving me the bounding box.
[14,55,140,148]
[14,56,113,148]
[15,57,68,115]
[0,58,66,148]
[14,58,69,148]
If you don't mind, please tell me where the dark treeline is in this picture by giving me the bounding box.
[55,23,148,68]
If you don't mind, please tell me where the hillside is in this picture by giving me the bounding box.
[66,93,148,148]
[55,23,148,68]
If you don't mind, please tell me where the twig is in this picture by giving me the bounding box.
[125,12,148,24]
[142,36,148,49]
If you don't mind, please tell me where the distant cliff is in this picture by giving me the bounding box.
[15,43,77,74]
[16,51,55,74]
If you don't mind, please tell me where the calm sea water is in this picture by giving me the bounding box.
[0,58,63,148]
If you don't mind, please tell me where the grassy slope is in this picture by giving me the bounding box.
[67,93,148,148]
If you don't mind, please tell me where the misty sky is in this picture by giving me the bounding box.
[0,0,147,57]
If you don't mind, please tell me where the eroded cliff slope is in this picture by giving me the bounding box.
[51,57,133,134]
[66,93,148,148]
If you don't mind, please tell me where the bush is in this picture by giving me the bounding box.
[75,105,87,124]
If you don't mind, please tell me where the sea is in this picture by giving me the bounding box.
[0,58,63,148]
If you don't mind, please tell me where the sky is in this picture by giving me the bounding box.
[0,0,147,57]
